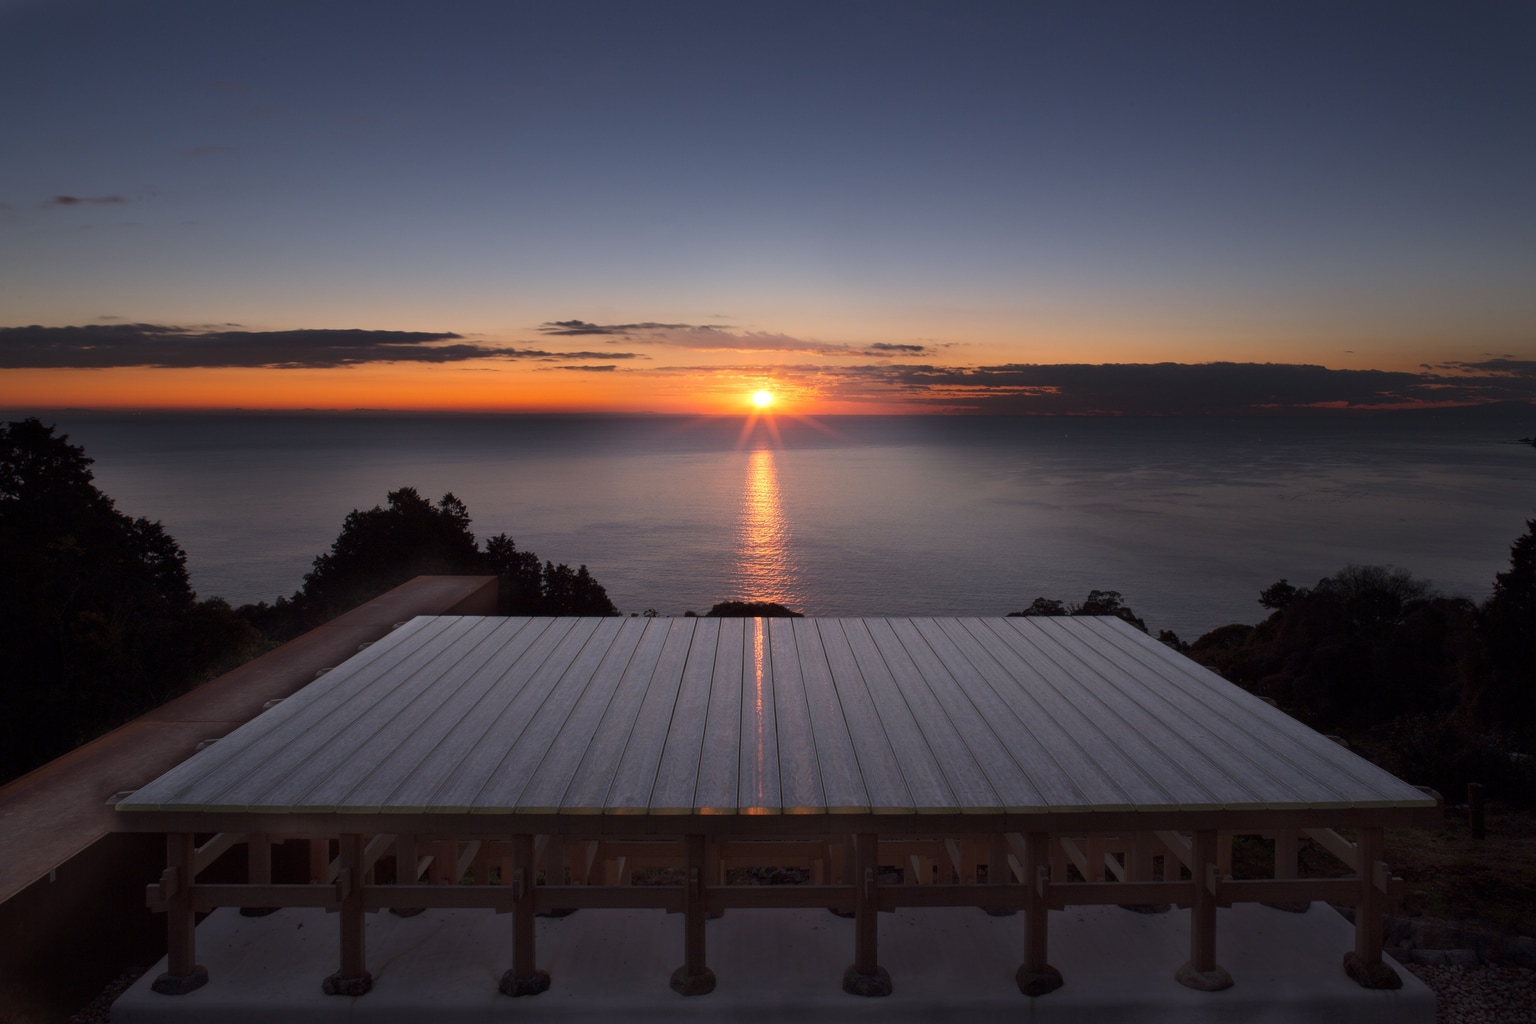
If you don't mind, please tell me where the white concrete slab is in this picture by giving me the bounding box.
[114,902,1433,1024]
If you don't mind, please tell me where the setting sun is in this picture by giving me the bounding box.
[752,390,773,408]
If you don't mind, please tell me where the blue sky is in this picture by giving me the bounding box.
[3,0,1534,412]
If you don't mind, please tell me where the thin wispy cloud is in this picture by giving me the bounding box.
[48,195,129,206]
[0,324,639,369]
[539,320,694,337]
[540,318,851,354]
[862,342,931,357]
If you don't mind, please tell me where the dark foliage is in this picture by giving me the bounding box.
[1009,589,1147,632]
[705,601,803,617]
[0,419,261,781]
[242,486,617,640]
[1476,519,1536,747]
[1184,556,1533,807]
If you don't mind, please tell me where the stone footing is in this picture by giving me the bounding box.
[669,966,716,996]
[321,971,373,997]
[498,968,551,997]
[151,965,208,996]
[1174,960,1234,991]
[1015,963,1064,997]
[239,906,278,918]
[841,965,892,997]
[1343,951,1402,990]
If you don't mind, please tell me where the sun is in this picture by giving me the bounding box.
[752,390,773,409]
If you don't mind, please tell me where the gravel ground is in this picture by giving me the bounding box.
[68,960,1536,1023]
[1405,964,1536,1024]
[68,968,143,1024]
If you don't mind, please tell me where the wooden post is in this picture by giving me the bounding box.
[1129,831,1155,882]
[1264,828,1309,913]
[670,834,716,995]
[1343,826,1402,989]
[322,834,372,996]
[500,833,551,996]
[151,833,208,995]
[1016,831,1063,996]
[984,833,1014,916]
[1174,829,1232,991]
[308,838,330,883]
[842,832,891,996]
[240,832,277,917]
[389,833,424,918]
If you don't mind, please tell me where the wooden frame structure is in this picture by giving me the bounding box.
[117,615,1438,999]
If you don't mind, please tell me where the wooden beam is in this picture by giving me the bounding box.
[1155,830,1192,873]
[454,839,481,882]
[362,834,396,874]
[1303,827,1357,870]
[193,884,341,912]
[193,832,244,877]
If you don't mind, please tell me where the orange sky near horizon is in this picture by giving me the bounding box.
[0,364,894,416]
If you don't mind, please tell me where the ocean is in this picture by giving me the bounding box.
[25,407,1536,641]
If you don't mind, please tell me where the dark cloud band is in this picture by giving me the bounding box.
[0,324,635,369]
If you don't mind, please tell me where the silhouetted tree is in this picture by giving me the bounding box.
[1477,519,1536,746]
[541,562,619,616]
[1009,597,1068,617]
[0,419,260,781]
[1189,565,1471,733]
[244,486,619,638]
[1258,578,1302,611]
[1009,590,1147,632]
[299,487,484,621]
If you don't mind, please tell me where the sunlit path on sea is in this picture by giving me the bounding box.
[730,447,801,607]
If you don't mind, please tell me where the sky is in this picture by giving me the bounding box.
[2,0,1534,415]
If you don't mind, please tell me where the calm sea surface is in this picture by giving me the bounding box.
[30,409,1536,640]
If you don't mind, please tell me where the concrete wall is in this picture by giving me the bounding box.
[0,577,498,1024]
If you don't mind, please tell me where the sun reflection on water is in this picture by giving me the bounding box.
[732,447,799,606]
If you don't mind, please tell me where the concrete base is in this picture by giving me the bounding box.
[113,902,1434,1023]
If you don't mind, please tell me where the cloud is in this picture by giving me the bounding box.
[651,360,1536,414]
[553,364,618,372]
[805,361,1536,414]
[1433,358,1536,378]
[863,342,930,356]
[539,320,693,337]
[0,323,641,369]
[541,318,850,354]
[48,195,129,206]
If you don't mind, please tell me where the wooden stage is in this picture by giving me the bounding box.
[115,615,1439,1000]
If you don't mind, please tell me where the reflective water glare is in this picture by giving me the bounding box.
[732,447,800,608]
[48,409,1536,639]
